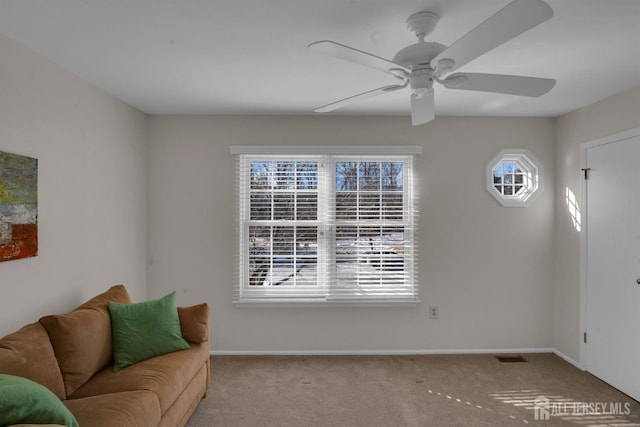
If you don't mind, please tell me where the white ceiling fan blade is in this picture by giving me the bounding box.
[442,73,555,97]
[309,40,409,78]
[430,0,553,74]
[315,83,407,113]
[410,89,435,126]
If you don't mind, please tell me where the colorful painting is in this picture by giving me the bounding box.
[0,151,38,262]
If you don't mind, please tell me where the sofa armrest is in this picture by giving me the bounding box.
[177,303,209,344]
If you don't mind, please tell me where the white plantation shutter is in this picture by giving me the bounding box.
[231,146,420,306]
[328,156,418,303]
[234,154,328,302]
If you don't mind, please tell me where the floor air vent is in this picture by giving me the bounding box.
[495,355,527,363]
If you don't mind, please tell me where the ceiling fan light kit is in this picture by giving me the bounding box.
[308,0,556,126]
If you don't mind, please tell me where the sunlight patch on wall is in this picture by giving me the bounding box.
[565,187,581,232]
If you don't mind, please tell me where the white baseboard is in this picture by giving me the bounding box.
[553,348,583,370]
[210,348,555,356]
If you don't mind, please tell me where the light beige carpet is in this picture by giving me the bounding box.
[187,353,640,427]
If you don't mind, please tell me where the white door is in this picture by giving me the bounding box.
[585,131,640,401]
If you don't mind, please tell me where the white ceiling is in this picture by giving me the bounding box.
[0,0,638,120]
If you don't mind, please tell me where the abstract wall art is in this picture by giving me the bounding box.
[0,150,38,262]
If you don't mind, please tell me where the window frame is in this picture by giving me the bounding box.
[486,148,543,207]
[231,146,421,307]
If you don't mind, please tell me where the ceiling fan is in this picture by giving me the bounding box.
[308,0,556,125]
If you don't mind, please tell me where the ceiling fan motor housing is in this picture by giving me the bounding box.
[392,42,447,71]
[409,69,434,91]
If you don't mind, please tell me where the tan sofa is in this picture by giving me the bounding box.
[0,285,210,427]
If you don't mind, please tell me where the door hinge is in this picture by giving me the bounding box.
[583,332,587,344]
[581,168,591,180]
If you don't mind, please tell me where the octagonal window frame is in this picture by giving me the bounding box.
[486,149,543,207]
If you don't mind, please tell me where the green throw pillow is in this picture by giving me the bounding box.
[108,291,190,371]
[0,374,79,427]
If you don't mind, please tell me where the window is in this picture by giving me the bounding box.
[231,146,421,306]
[486,149,543,207]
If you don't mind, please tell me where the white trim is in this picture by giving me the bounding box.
[210,348,555,356]
[579,126,640,369]
[230,145,423,156]
[579,142,588,370]
[581,127,640,150]
[234,153,419,305]
[553,349,583,370]
[234,300,420,308]
[486,148,543,207]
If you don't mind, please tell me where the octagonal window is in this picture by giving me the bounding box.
[487,149,543,207]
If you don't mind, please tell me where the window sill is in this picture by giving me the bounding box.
[234,298,420,308]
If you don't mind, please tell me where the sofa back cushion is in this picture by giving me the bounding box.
[0,322,66,400]
[178,303,209,344]
[39,285,131,396]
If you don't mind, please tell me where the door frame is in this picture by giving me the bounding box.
[580,126,640,368]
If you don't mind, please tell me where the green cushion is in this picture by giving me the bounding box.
[0,374,79,427]
[108,291,190,371]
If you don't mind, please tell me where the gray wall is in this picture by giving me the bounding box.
[552,85,640,363]
[0,33,148,336]
[147,115,556,353]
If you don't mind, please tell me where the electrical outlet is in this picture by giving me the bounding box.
[429,306,439,319]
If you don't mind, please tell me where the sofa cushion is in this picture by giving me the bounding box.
[0,323,66,400]
[156,363,208,427]
[178,303,209,344]
[108,291,190,371]
[39,285,131,396]
[69,342,209,414]
[64,390,161,427]
[0,374,79,427]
